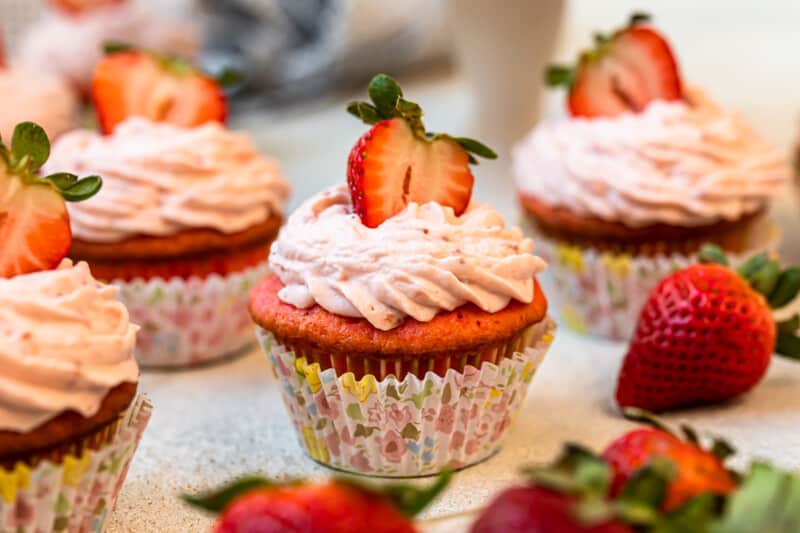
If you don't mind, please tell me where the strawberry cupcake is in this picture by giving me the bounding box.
[46,49,290,368]
[513,14,791,340]
[0,122,151,531]
[16,0,197,96]
[250,75,555,477]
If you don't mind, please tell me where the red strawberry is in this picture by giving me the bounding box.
[346,74,496,227]
[184,472,449,533]
[0,122,102,278]
[615,245,800,412]
[471,487,633,533]
[546,13,682,118]
[92,47,226,134]
[49,0,126,15]
[602,427,736,511]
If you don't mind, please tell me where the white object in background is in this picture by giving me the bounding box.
[447,0,566,158]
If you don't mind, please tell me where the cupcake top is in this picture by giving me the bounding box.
[0,67,78,141]
[46,117,290,243]
[16,2,197,92]
[271,185,547,331]
[514,88,790,228]
[0,260,139,433]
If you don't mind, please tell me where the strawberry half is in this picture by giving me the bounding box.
[616,245,800,412]
[49,0,126,16]
[0,122,102,278]
[92,45,226,134]
[346,74,496,227]
[546,13,682,118]
[602,413,737,512]
[183,472,450,533]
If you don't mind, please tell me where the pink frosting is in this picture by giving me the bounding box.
[16,3,197,93]
[270,185,547,331]
[46,118,290,242]
[0,260,139,433]
[0,67,78,140]
[513,88,791,227]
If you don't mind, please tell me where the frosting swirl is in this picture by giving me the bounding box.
[270,185,547,331]
[0,67,77,141]
[46,118,290,242]
[513,88,790,228]
[0,261,139,433]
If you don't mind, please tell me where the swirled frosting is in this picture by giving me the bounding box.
[16,3,197,92]
[0,67,78,141]
[513,88,790,228]
[0,260,139,433]
[46,118,290,242]
[270,185,547,331]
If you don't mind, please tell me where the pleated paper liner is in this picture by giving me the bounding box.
[0,395,152,533]
[523,216,780,341]
[257,317,556,477]
[113,262,271,368]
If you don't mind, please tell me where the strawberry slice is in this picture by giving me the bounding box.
[92,47,226,134]
[0,122,102,278]
[49,0,126,15]
[547,13,682,118]
[346,74,496,228]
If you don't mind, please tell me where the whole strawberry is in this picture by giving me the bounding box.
[0,122,101,277]
[602,412,736,511]
[616,245,800,412]
[184,472,449,533]
[471,486,632,533]
[546,13,682,118]
[346,74,496,227]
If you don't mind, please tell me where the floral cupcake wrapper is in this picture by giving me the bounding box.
[115,262,271,368]
[256,317,556,477]
[0,395,152,533]
[529,222,779,341]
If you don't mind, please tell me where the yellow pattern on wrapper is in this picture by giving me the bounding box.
[341,373,378,403]
[62,454,92,486]
[0,463,30,503]
[301,426,330,463]
[601,253,632,278]
[295,357,323,393]
[561,304,588,334]
[557,243,584,273]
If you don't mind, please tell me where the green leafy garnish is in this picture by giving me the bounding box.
[347,74,497,164]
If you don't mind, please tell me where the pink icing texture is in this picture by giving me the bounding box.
[270,185,547,331]
[46,118,290,242]
[0,261,139,433]
[513,88,790,228]
[0,67,78,140]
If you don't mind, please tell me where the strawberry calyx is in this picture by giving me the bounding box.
[182,470,450,518]
[1,122,101,202]
[102,41,242,89]
[698,244,800,358]
[347,74,496,165]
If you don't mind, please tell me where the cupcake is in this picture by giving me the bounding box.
[249,75,555,477]
[16,0,197,95]
[0,66,78,141]
[0,122,151,531]
[46,49,289,367]
[513,14,791,340]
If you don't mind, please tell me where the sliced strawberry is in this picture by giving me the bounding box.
[0,121,102,278]
[547,13,682,118]
[92,50,226,134]
[348,118,474,228]
[49,0,126,15]
[0,177,71,277]
[346,74,495,227]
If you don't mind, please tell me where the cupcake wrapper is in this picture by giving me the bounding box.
[115,262,271,368]
[0,395,152,533]
[530,224,779,341]
[256,318,556,477]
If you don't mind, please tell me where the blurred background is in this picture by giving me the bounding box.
[2,0,798,257]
